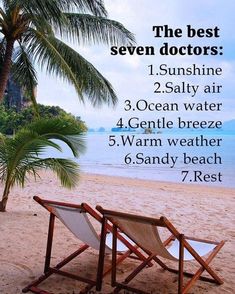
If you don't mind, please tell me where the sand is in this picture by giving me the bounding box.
[0,171,234,294]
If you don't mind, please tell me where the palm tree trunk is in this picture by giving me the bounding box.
[0,38,15,103]
[0,183,10,212]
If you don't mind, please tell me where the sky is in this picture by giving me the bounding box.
[37,0,235,129]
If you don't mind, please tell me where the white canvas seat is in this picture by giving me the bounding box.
[48,203,133,252]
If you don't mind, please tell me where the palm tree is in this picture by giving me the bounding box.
[0,117,85,211]
[0,0,135,108]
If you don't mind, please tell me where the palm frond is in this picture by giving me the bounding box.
[0,134,7,179]
[8,0,107,29]
[0,118,84,191]
[11,44,38,111]
[35,157,79,188]
[0,5,7,20]
[27,14,55,36]
[9,0,64,24]
[80,0,107,17]
[26,118,86,157]
[28,28,84,100]
[6,156,79,189]
[0,1,8,11]
[29,32,117,106]
[6,132,61,175]
[59,13,136,46]
[56,0,107,17]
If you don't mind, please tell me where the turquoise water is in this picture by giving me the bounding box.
[45,132,235,188]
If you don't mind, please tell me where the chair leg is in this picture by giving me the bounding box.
[112,225,117,287]
[182,241,225,293]
[22,271,53,293]
[27,286,53,294]
[124,254,155,284]
[183,239,225,284]
[114,282,149,294]
[153,255,170,270]
[44,213,55,273]
[178,234,184,294]
[96,217,107,291]
[22,244,90,293]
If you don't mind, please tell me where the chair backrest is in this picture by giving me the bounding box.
[49,203,102,250]
[34,196,105,251]
[96,206,178,261]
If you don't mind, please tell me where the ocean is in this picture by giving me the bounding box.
[45,131,235,188]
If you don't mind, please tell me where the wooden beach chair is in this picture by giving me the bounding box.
[96,206,225,294]
[22,196,148,294]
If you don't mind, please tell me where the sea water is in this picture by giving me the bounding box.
[44,131,235,188]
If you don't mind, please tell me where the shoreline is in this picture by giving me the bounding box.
[81,171,235,195]
[0,171,234,293]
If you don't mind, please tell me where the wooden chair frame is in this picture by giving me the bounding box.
[96,206,225,294]
[22,196,148,294]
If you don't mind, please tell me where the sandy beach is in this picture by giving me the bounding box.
[0,171,234,294]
